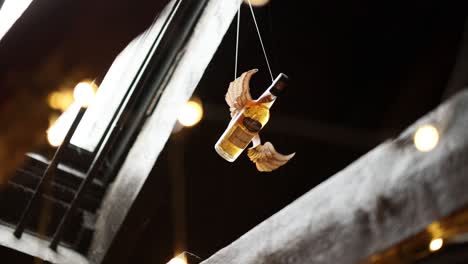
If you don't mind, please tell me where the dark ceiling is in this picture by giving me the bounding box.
[148,1,468,263]
[131,1,468,263]
[1,0,468,263]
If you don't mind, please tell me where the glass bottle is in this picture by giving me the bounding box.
[214,73,288,162]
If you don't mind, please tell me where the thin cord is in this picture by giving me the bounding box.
[268,2,280,74]
[247,0,274,81]
[234,5,240,80]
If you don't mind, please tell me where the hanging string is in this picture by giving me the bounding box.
[247,0,274,81]
[235,1,275,82]
[234,5,241,80]
[268,2,280,75]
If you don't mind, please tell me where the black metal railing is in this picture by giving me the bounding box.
[1,0,211,262]
[14,107,87,239]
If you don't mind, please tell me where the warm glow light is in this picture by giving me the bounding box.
[48,90,75,111]
[167,257,187,264]
[244,0,271,7]
[429,238,443,252]
[414,125,439,152]
[178,99,203,127]
[47,103,81,147]
[47,126,64,147]
[73,81,97,107]
[48,114,59,127]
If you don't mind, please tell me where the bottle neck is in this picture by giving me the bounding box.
[256,89,278,108]
[255,72,288,108]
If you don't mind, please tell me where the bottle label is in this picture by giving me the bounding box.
[229,126,254,149]
[243,117,262,133]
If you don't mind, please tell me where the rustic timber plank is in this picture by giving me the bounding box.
[70,1,176,152]
[0,224,88,264]
[87,0,241,263]
[202,90,468,264]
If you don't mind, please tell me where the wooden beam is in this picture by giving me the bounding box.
[0,0,33,40]
[87,0,242,263]
[70,1,177,152]
[0,224,88,264]
[201,90,468,264]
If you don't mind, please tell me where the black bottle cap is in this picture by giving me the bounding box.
[270,73,289,96]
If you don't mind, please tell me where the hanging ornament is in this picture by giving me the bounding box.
[215,69,295,172]
[214,0,294,172]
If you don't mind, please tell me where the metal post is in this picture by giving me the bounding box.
[49,118,117,250]
[14,107,87,238]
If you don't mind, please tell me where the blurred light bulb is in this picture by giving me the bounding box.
[48,113,59,127]
[47,103,81,147]
[244,0,271,7]
[167,257,187,264]
[48,90,74,111]
[47,126,64,147]
[178,99,203,127]
[73,81,97,107]
[414,125,439,152]
[429,238,443,252]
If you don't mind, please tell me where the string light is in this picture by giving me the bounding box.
[414,125,439,152]
[47,126,64,147]
[47,103,81,147]
[73,81,97,107]
[46,80,97,147]
[178,98,203,127]
[429,238,443,252]
[47,90,74,111]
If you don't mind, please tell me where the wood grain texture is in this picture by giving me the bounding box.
[87,0,242,263]
[202,90,468,264]
[0,224,89,264]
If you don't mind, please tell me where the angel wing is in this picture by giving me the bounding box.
[225,69,258,118]
[247,139,295,172]
[225,69,295,171]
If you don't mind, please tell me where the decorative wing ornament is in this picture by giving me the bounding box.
[248,141,296,172]
[225,69,295,172]
[225,69,257,118]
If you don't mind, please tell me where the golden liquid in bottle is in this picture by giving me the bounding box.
[215,102,272,162]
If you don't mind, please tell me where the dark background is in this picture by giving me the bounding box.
[1,0,468,263]
[132,1,468,263]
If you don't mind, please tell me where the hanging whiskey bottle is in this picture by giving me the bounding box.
[214,73,289,162]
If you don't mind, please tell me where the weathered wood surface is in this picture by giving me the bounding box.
[0,224,89,264]
[88,0,241,263]
[202,90,468,264]
[71,1,176,152]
